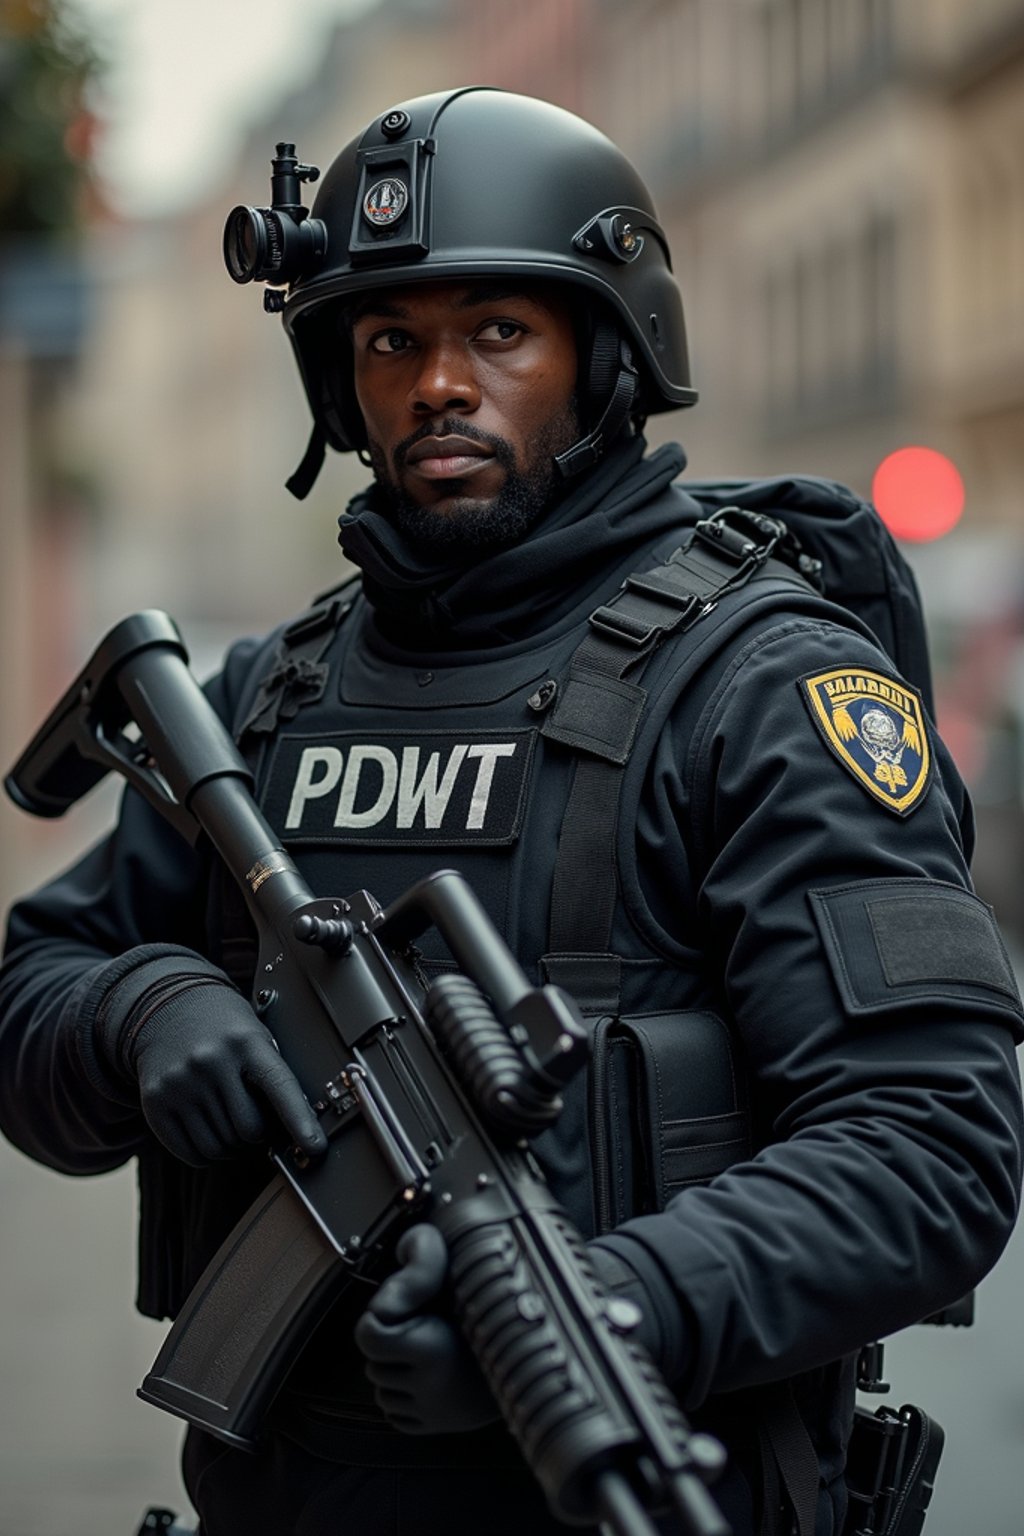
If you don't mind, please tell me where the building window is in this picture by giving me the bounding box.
[760,204,900,430]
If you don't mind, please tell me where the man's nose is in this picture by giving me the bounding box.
[407,340,481,416]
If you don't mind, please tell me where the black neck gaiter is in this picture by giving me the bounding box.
[337,437,689,651]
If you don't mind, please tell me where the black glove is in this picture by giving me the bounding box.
[588,1238,689,1384]
[353,1226,685,1437]
[354,1224,499,1435]
[93,947,327,1167]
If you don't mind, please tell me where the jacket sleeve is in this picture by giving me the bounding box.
[597,615,1024,1410]
[0,635,266,1174]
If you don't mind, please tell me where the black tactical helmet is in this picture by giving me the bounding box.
[226,88,698,497]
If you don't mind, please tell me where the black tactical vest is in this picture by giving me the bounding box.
[217,498,860,1241]
[175,473,933,1536]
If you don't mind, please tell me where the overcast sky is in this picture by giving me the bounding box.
[66,0,379,216]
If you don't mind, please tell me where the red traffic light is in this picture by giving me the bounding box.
[872,447,965,542]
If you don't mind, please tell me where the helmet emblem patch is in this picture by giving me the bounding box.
[363,178,409,228]
[799,667,932,816]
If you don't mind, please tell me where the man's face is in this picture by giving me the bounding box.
[348,280,579,551]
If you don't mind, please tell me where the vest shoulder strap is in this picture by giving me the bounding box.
[235,576,361,746]
[541,508,818,993]
[541,515,826,1536]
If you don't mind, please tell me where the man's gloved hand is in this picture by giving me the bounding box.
[588,1238,688,1385]
[93,949,328,1167]
[354,1224,499,1435]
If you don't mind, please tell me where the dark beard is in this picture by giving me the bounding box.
[366,403,579,554]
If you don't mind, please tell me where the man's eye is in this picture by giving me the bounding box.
[369,330,411,354]
[477,320,523,342]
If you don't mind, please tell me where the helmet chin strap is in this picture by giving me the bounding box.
[286,424,327,500]
[554,338,639,480]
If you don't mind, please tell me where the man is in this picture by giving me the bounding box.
[1,89,1022,1536]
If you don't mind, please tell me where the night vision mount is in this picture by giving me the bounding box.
[223,143,327,306]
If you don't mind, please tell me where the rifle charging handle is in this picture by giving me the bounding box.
[293,912,355,954]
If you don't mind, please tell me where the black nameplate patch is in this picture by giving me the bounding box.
[261,729,537,846]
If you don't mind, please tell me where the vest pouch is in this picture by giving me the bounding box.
[588,1009,751,1235]
[842,1403,945,1535]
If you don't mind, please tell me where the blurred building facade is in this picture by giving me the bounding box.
[0,0,101,905]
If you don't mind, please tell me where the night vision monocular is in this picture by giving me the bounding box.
[223,143,327,299]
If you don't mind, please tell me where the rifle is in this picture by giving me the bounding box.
[6,611,729,1536]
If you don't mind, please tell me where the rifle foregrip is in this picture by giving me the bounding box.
[447,1212,692,1527]
[138,1175,346,1449]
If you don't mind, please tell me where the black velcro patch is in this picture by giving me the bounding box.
[541,666,646,764]
[261,729,536,847]
[809,878,1021,1016]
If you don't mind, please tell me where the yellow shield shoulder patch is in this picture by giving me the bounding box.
[798,667,932,816]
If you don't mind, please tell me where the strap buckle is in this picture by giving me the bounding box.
[623,569,704,614]
[589,603,662,649]
[693,505,825,592]
[589,583,704,650]
[693,505,786,565]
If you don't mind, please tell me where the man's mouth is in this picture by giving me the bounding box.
[403,435,496,481]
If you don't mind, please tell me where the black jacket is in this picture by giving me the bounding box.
[2,439,1022,1534]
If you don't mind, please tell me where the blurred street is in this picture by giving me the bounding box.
[0,1149,192,1536]
[2,1063,1024,1536]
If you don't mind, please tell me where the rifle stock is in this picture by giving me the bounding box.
[6,613,729,1536]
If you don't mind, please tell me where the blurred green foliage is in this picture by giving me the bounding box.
[0,0,102,240]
